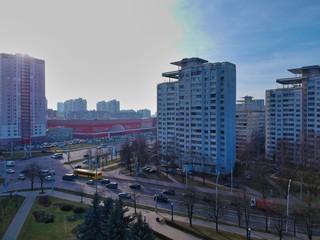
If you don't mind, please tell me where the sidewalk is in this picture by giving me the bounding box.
[1,190,312,240]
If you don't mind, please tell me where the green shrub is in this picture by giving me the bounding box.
[73,207,86,214]
[60,204,73,211]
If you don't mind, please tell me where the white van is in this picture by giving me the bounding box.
[6,161,15,167]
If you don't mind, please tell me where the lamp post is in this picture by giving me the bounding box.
[286,179,292,233]
[171,202,174,222]
[216,172,220,215]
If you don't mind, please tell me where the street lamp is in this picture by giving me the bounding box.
[286,178,292,233]
[216,172,220,215]
[171,202,174,222]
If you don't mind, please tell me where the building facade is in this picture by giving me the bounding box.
[0,53,46,147]
[265,65,320,165]
[158,57,236,175]
[236,96,265,156]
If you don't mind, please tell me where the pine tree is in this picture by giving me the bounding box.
[129,213,154,240]
[108,199,133,240]
[76,193,104,240]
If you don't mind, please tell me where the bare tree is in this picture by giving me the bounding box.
[181,189,196,227]
[120,141,133,176]
[231,193,245,227]
[37,171,46,194]
[207,194,225,232]
[302,167,320,240]
[24,163,40,190]
[131,189,140,215]
[273,205,286,240]
[132,136,149,170]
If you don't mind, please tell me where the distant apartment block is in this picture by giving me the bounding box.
[57,102,64,112]
[158,57,236,175]
[96,99,120,112]
[0,53,46,147]
[266,65,320,165]
[236,96,265,155]
[137,109,151,118]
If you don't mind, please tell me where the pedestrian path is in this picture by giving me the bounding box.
[1,190,313,240]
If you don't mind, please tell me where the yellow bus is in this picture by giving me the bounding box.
[74,169,102,180]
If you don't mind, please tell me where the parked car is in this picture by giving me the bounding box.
[129,183,141,190]
[154,194,168,203]
[74,165,82,169]
[118,192,131,199]
[100,179,110,184]
[148,168,157,173]
[45,175,55,181]
[86,179,95,185]
[18,174,25,180]
[162,189,175,195]
[6,169,15,174]
[106,182,118,189]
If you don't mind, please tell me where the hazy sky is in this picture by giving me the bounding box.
[1,0,319,114]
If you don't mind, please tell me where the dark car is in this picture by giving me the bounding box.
[100,179,110,184]
[74,165,82,169]
[118,192,131,199]
[106,182,118,189]
[129,183,141,190]
[154,194,168,203]
[62,173,76,181]
[162,189,175,195]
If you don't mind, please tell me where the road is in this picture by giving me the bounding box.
[1,149,319,237]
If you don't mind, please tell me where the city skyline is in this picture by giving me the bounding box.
[1,0,319,114]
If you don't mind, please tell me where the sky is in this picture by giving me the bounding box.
[1,0,319,114]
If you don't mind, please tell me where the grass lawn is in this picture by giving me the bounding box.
[18,196,87,240]
[0,195,25,238]
[166,219,252,240]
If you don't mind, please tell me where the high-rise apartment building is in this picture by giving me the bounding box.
[106,99,120,112]
[73,98,87,111]
[236,96,265,155]
[0,53,46,146]
[158,58,236,174]
[97,100,107,111]
[265,65,320,165]
[96,99,120,112]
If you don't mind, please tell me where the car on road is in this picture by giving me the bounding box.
[100,179,110,184]
[45,175,55,181]
[129,183,141,190]
[154,194,168,203]
[6,169,15,174]
[62,173,76,181]
[18,174,25,180]
[106,182,118,189]
[74,165,82,169]
[83,154,89,158]
[86,179,95,185]
[162,189,175,195]
[118,192,131,199]
[6,161,15,167]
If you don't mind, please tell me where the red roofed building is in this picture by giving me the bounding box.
[47,118,156,139]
